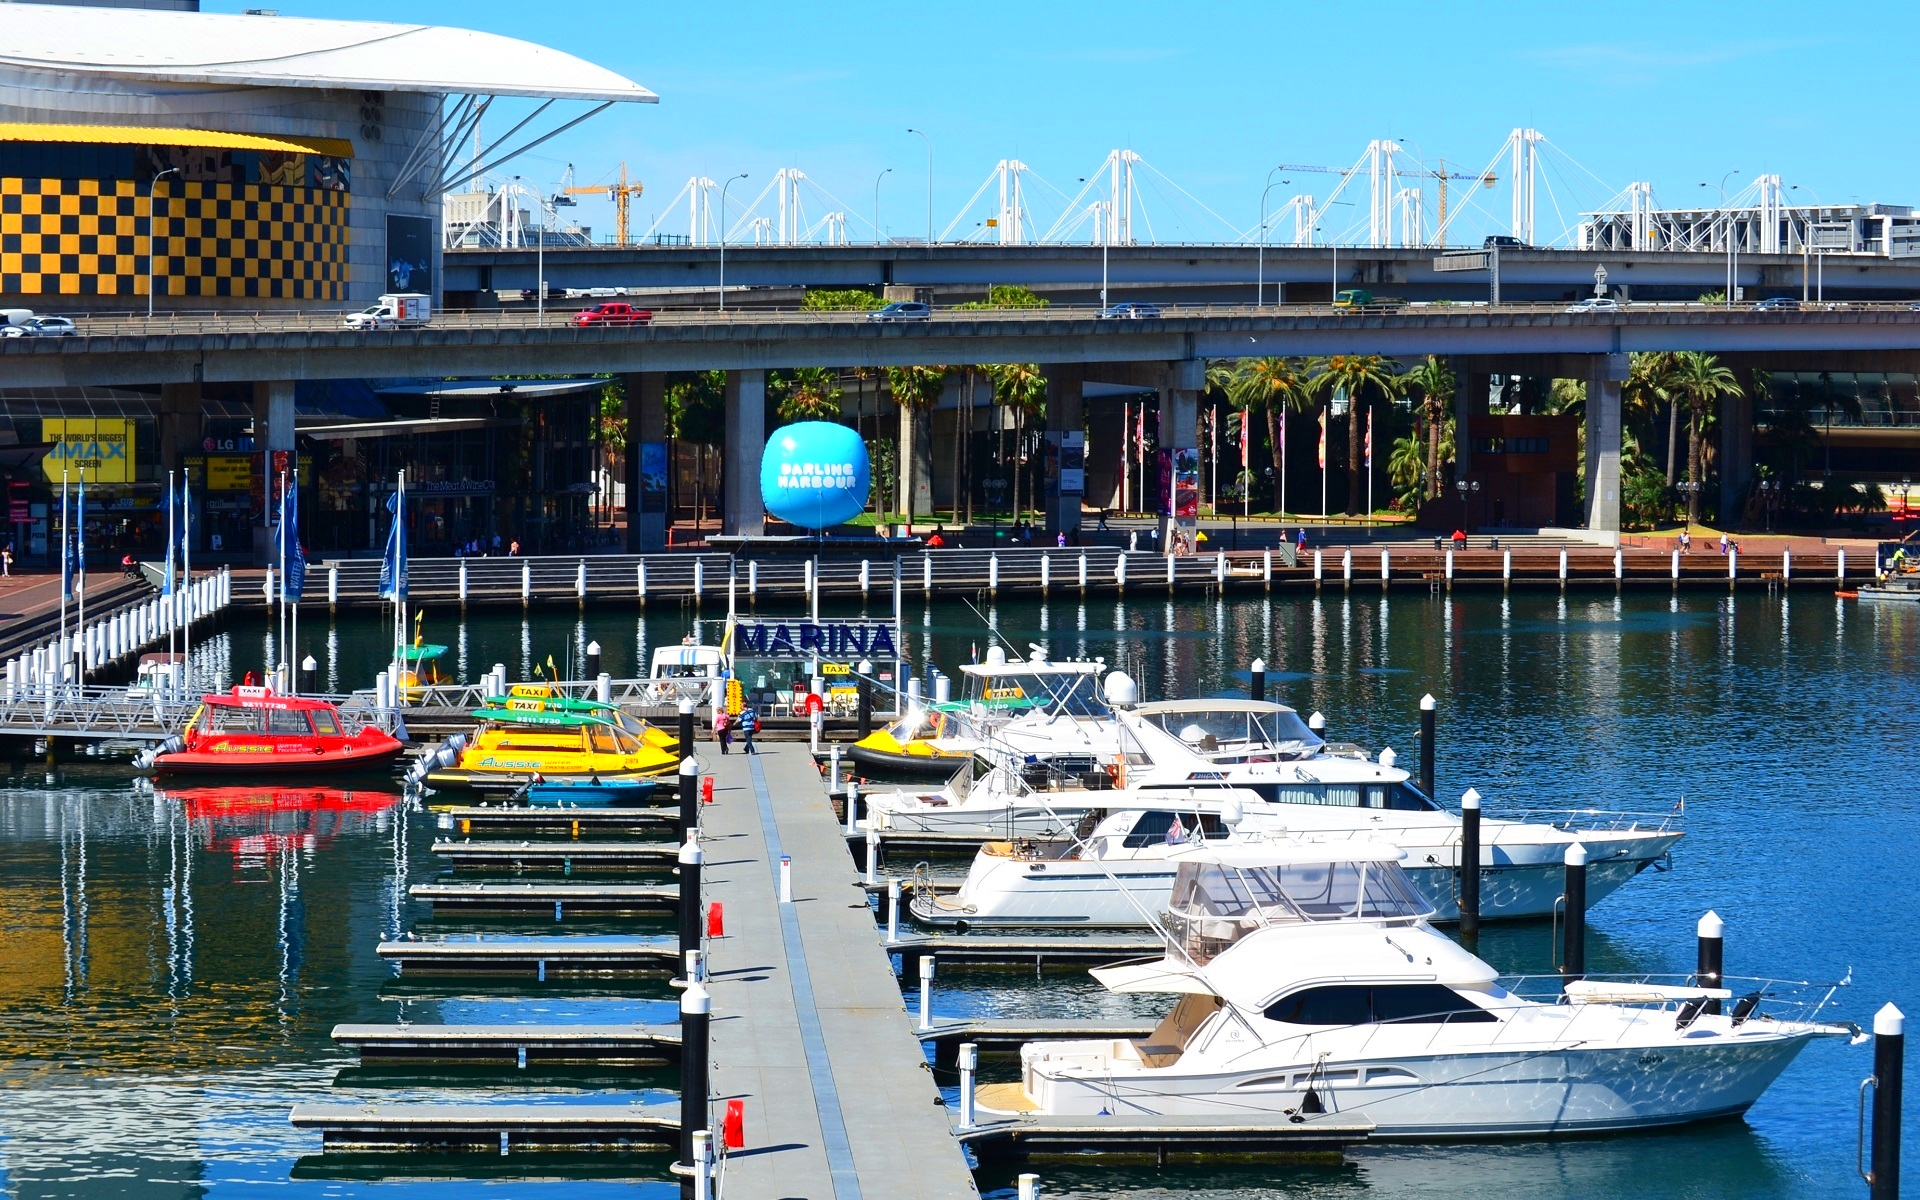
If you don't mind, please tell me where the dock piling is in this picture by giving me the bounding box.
[459,559,468,609]
[1839,549,1848,579]
[1503,548,1512,587]
[1558,547,1568,587]
[586,641,602,679]
[827,745,841,791]
[860,558,871,598]
[990,552,1001,597]
[1263,549,1273,590]
[329,565,338,613]
[1079,551,1088,595]
[1867,1003,1904,1200]
[748,559,758,603]
[679,833,703,965]
[678,976,711,1170]
[957,1042,978,1130]
[1018,1173,1040,1200]
[856,659,874,737]
[845,782,860,836]
[779,854,793,904]
[1672,549,1681,585]
[1249,658,1265,704]
[864,821,879,884]
[1458,787,1481,936]
[1418,694,1436,799]
[887,877,901,944]
[924,553,933,598]
[695,559,706,606]
[693,1130,714,1200]
[918,954,936,1031]
[679,754,699,838]
[1697,911,1724,1014]
[1308,711,1326,743]
[1166,553,1176,593]
[678,698,696,759]
[1115,552,1127,594]
[1560,843,1588,984]
[521,560,531,608]
[1342,548,1353,587]
[638,562,647,607]
[1040,553,1050,597]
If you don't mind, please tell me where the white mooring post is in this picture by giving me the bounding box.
[1671,549,1681,581]
[923,553,933,596]
[1445,548,1455,582]
[1728,548,1738,582]
[1017,1173,1041,1200]
[886,876,901,944]
[1214,550,1227,586]
[1380,548,1390,583]
[1558,547,1569,585]
[1078,551,1088,595]
[860,558,870,598]
[1838,549,1847,579]
[989,553,1000,597]
[1614,549,1624,582]
[1262,548,1273,589]
[1782,548,1792,580]
[957,1041,978,1130]
[1115,552,1128,593]
[328,565,338,612]
[695,558,706,605]
[521,560,531,606]
[918,954,936,1032]
[575,560,587,601]
[865,820,880,885]
[637,561,648,606]
[1342,548,1353,585]
[779,855,792,904]
[1503,548,1512,584]
[748,559,758,602]
[1039,553,1050,597]
[1313,548,1323,584]
[459,559,468,607]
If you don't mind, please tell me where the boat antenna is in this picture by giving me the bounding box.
[960,596,1022,658]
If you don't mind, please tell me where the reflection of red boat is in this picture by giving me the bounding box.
[143,685,405,776]
[162,785,402,861]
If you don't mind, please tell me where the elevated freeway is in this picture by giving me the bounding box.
[7,301,1920,388]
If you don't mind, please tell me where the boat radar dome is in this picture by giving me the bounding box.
[985,645,1008,667]
[1102,671,1139,707]
[1379,747,1397,768]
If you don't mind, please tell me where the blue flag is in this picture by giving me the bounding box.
[279,478,306,601]
[162,475,175,596]
[377,484,407,601]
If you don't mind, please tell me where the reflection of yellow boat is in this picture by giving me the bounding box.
[848,705,978,779]
[417,699,680,793]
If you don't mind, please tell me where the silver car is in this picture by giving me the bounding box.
[1565,297,1621,314]
[3,315,78,337]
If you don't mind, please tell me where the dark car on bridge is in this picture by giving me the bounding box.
[866,301,931,323]
[1754,297,1800,312]
[572,302,653,327]
[1097,302,1161,320]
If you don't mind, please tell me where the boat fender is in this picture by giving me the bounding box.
[1674,997,1708,1030]
[1729,991,1762,1026]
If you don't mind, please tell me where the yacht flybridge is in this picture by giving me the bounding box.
[976,845,1850,1138]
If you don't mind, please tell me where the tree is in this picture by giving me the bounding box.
[1309,354,1402,514]
[1623,351,1683,483]
[1401,356,1455,500]
[985,362,1046,518]
[1228,357,1312,512]
[956,285,1049,310]
[773,367,846,423]
[802,288,883,311]
[886,365,949,524]
[1670,351,1742,525]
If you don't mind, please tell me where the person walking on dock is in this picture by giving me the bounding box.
[740,707,759,755]
[715,707,732,755]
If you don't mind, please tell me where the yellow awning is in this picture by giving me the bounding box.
[0,122,353,159]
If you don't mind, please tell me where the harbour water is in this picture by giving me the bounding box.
[0,588,1914,1198]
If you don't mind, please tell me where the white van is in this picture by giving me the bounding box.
[343,293,431,331]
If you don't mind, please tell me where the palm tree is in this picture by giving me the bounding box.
[774,367,846,423]
[1670,351,1742,526]
[1228,357,1311,512]
[887,365,948,526]
[1623,351,1683,483]
[985,362,1045,520]
[1310,354,1402,514]
[1401,356,1454,500]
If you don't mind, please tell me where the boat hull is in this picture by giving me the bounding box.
[151,741,404,776]
[1009,1033,1823,1139]
[847,744,973,780]
[524,780,661,807]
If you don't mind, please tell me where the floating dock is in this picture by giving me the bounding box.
[331,1023,680,1067]
[374,935,677,977]
[915,1017,1157,1063]
[438,806,676,836]
[430,839,680,873]
[288,1102,679,1152]
[408,881,678,917]
[955,1111,1372,1165]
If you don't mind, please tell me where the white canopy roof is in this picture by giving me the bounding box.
[0,6,658,103]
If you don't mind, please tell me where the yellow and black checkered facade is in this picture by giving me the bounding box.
[0,177,350,300]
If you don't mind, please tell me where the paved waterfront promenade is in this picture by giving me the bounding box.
[701,744,976,1199]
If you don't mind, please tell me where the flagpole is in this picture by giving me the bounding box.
[165,468,176,670]
[1365,405,1374,526]
[58,469,69,658]
[1279,408,1288,522]
[76,467,86,686]
[277,469,287,690]
[181,473,191,697]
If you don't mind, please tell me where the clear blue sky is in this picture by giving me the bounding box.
[219,0,1915,246]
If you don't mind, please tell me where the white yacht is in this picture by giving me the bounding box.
[643,642,727,706]
[977,844,1851,1137]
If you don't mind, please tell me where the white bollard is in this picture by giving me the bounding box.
[810,707,822,754]
[886,876,901,944]
[1263,548,1273,588]
[1165,553,1176,590]
[828,745,841,790]
[923,553,933,595]
[957,1042,978,1130]
[693,1130,713,1200]
[865,821,880,885]
[597,672,612,704]
[1837,548,1847,579]
[459,558,469,605]
[1503,548,1512,582]
[328,565,338,609]
[1215,550,1227,584]
[779,854,793,904]
[918,954,936,1032]
[1115,552,1127,592]
[860,558,870,597]
[1558,547,1569,582]
[1783,548,1792,580]
[1445,548,1455,581]
[989,553,1000,597]
[803,559,812,603]
[844,781,860,836]
[1314,548,1324,582]
[1671,549,1681,580]
[1078,551,1088,594]
[1614,549,1623,581]
[375,670,391,711]
[636,561,648,606]
[264,565,275,605]
[1728,548,1738,580]
[748,559,758,600]
[1017,1173,1041,1200]
[1380,548,1390,582]
[1039,553,1050,596]
[695,559,708,604]
[1342,548,1353,583]
[933,673,951,704]
[521,560,531,604]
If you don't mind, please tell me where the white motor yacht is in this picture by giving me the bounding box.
[978,844,1851,1137]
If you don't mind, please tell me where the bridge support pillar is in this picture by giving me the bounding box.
[157,383,201,475]
[1044,364,1086,538]
[1585,355,1625,534]
[251,380,295,566]
[623,373,669,552]
[1454,363,1485,481]
[1718,390,1754,528]
[723,370,766,537]
[1158,361,1204,552]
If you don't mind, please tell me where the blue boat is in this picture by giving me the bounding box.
[522,777,661,807]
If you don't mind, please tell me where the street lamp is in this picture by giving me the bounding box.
[515,175,551,321]
[147,167,179,319]
[1675,479,1704,527]
[906,128,932,244]
[1257,167,1287,306]
[873,167,892,245]
[1454,478,1480,527]
[1699,171,1739,307]
[718,172,748,312]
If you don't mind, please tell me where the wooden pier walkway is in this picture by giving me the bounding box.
[700,745,978,1199]
[430,838,680,873]
[408,881,678,916]
[374,935,678,977]
[289,1102,679,1152]
[332,1022,680,1067]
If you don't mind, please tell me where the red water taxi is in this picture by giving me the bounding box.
[142,685,405,776]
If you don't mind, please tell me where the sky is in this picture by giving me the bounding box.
[212,0,1920,247]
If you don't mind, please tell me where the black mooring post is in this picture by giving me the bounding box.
[1697,911,1724,1015]
[678,757,699,839]
[1418,693,1436,800]
[1560,843,1588,985]
[1249,658,1266,704]
[585,639,602,680]
[678,835,703,966]
[1459,787,1481,937]
[678,976,710,1171]
[678,696,696,757]
[1870,1003,1904,1200]
[856,659,874,739]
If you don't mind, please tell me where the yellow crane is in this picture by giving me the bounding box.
[564,162,645,247]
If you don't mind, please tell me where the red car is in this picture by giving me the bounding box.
[572,302,653,327]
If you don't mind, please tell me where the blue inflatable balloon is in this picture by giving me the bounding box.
[760,422,871,530]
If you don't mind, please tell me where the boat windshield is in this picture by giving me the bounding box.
[1137,707,1324,761]
[884,708,942,742]
[963,670,1104,718]
[1165,858,1432,962]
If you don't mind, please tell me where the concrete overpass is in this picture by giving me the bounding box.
[9,302,1920,549]
[443,243,1920,307]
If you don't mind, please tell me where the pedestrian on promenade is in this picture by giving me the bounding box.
[509,540,521,556]
[714,708,732,755]
[1056,531,1067,548]
[1719,533,1729,555]
[1128,530,1138,551]
[1296,527,1308,554]
[740,707,759,755]
[1097,509,1110,531]
[2,543,12,576]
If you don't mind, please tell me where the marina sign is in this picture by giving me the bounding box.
[733,619,900,660]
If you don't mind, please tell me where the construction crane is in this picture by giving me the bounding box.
[564,162,646,247]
